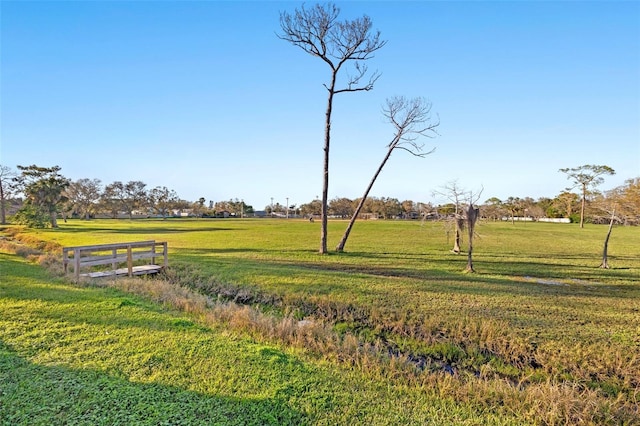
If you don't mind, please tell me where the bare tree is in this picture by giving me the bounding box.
[0,165,17,224]
[279,3,386,254]
[606,177,640,226]
[590,177,640,268]
[599,208,616,269]
[559,164,615,228]
[433,181,469,253]
[336,96,438,252]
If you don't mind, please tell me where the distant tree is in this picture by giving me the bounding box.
[400,200,415,218]
[191,197,207,218]
[0,165,17,224]
[482,197,503,221]
[212,199,247,217]
[379,197,403,219]
[103,181,147,219]
[300,199,322,218]
[552,191,580,220]
[520,197,537,220]
[534,197,556,218]
[272,202,285,216]
[608,177,640,225]
[336,96,438,252]
[172,199,192,216]
[559,164,615,228]
[279,3,386,254]
[99,191,120,219]
[13,165,70,228]
[503,196,525,225]
[65,178,102,220]
[329,197,354,218]
[369,197,386,217]
[418,202,435,219]
[148,186,180,219]
[229,199,246,217]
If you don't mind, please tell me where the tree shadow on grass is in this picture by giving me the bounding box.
[171,250,639,301]
[0,340,306,426]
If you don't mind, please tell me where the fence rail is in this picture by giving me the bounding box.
[63,240,168,281]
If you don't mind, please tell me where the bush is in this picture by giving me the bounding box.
[13,205,50,228]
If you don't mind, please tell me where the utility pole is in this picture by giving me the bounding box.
[286,197,289,219]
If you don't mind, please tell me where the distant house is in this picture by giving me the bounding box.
[178,209,196,217]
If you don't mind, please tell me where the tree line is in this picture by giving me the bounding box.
[1,163,638,229]
[0,164,218,227]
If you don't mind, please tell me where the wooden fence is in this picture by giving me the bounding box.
[63,240,168,281]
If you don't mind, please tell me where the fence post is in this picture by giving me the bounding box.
[112,248,117,273]
[63,248,69,274]
[162,242,168,267]
[74,248,81,282]
[127,245,133,277]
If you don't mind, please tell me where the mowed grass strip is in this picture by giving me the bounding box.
[3,219,640,423]
[0,251,516,425]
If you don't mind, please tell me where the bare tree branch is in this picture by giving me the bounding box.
[278,3,386,254]
[336,96,439,252]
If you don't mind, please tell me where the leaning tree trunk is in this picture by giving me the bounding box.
[336,144,395,252]
[464,203,479,273]
[599,209,615,269]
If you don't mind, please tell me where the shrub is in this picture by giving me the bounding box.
[13,205,50,228]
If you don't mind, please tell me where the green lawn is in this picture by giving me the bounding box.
[2,218,639,424]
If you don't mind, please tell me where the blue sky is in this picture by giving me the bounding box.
[2,1,639,210]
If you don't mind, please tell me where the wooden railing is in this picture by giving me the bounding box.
[63,240,168,281]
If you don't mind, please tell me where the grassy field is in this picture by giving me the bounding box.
[1,218,639,424]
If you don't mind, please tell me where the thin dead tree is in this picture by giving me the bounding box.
[336,96,439,252]
[600,208,616,269]
[433,181,469,254]
[279,3,386,254]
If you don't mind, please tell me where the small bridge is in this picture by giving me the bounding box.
[63,240,168,282]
